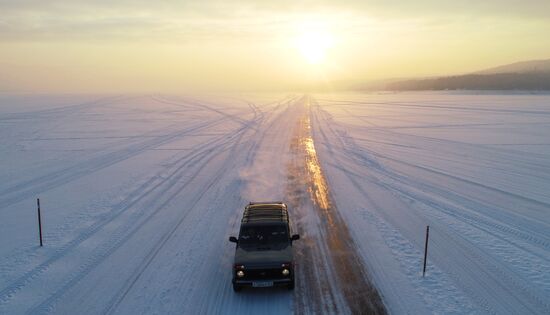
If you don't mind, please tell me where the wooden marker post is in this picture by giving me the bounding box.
[423,225,429,277]
[37,198,43,247]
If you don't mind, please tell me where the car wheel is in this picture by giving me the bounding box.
[287,279,295,290]
[233,283,242,292]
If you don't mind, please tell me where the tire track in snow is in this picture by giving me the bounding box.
[0,103,261,310]
[25,112,260,314]
[29,96,291,315]
[315,104,550,251]
[28,142,231,315]
[288,97,386,314]
[315,98,550,116]
[325,113,550,256]
[100,110,256,315]
[0,116,229,209]
[0,93,263,210]
[0,95,125,121]
[341,139,550,253]
[311,99,550,314]
[163,99,296,315]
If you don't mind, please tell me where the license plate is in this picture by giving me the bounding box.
[252,281,273,287]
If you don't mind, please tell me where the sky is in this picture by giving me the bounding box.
[1,0,549,92]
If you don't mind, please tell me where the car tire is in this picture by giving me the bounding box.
[233,283,242,292]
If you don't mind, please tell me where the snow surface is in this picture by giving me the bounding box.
[310,92,550,315]
[0,92,549,314]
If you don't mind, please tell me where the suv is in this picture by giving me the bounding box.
[229,202,300,292]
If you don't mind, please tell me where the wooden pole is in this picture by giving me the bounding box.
[423,225,429,277]
[37,198,43,247]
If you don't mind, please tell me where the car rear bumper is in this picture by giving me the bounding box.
[233,278,293,287]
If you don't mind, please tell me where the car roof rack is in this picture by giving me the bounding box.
[248,201,285,205]
[242,202,289,223]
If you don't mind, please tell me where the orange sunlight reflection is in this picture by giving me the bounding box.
[303,116,331,212]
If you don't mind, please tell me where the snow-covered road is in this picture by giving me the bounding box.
[0,92,549,314]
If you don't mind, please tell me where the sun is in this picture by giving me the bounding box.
[295,31,333,65]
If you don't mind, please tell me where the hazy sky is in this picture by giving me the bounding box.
[1,0,549,92]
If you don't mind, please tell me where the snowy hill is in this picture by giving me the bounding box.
[475,59,550,74]
[383,58,550,90]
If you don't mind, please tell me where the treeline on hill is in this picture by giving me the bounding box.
[385,73,550,91]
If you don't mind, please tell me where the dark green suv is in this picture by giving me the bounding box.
[229,202,300,292]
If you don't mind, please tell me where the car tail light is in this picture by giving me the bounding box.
[234,264,245,270]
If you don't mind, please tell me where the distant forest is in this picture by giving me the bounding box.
[385,73,550,91]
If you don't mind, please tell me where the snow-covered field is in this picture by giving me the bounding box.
[0,92,549,314]
[311,93,550,314]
